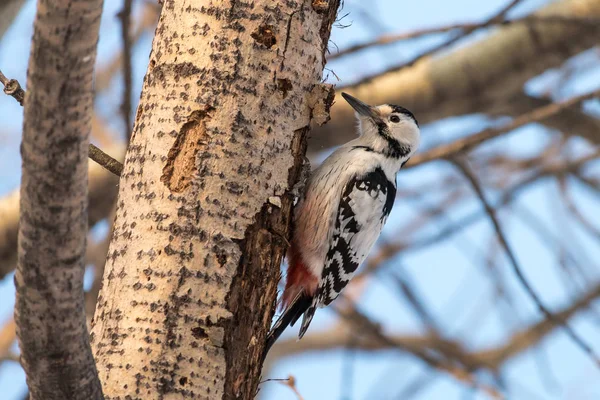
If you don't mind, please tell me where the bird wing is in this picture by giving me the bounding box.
[298,167,396,338]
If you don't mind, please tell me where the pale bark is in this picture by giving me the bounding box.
[14,0,104,398]
[0,146,122,279]
[311,0,600,151]
[90,1,340,399]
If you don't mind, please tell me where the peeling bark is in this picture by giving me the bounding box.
[90,1,340,399]
[14,0,105,399]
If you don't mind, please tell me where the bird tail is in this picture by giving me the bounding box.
[265,291,312,354]
[298,298,318,339]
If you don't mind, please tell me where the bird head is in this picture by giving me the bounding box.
[341,92,420,158]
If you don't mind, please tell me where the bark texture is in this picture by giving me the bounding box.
[0,147,122,280]
[13,0,104,399]
[312,0,600,151]
[90,1,339,399]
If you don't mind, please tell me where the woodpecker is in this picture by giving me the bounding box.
[265,93,420,351]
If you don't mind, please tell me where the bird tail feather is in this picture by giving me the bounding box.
[265,291,312,354]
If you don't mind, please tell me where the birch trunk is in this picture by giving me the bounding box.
[90,1,339,399]
[14,0,104,398]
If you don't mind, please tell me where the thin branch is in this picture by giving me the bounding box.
[406,88,600,169]
[330,15,600,61]
[89,143,124,176]
[342,0,525,84]
[335,301,503,399]
[0,69,124,177]
[451,158,600,368]
[0,69,24,105]
[118,0,134,141]
[269,282,600,371]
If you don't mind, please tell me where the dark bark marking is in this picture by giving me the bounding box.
[250,24,276,48]
[161,106,213,193]
[312,0,329,13]
[277,78,292,98]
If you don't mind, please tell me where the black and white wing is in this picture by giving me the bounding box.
[299,167,396,337]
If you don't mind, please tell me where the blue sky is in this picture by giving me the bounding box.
[1,0,599,399]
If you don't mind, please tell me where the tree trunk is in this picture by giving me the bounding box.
[90,1,339,399]
[14,0,104,399]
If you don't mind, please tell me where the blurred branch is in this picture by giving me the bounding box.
[335,303,503,398]
[0,0,25,40]
[341,0,526,81]
[95,4,159,92]
[560,177,600,239]
[478,282,600,368]
[268,282,600,372]
[358,150,599,282]
[491,93,600,144]
[406,88,600,169]
[118,0,133,141]
[330,15,600,61]
[311,0,600,152]
[451,158,600,367]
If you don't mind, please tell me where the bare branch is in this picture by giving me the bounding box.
[269,282,600,371]
[342,0,526,84]
[451,158,600,368]
[406,88,600,169]
[330,15,600,61]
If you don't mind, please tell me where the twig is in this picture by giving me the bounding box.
[260,376,305,400]
[406,88,600,169]
[0,69,24,105]
[451,158,600,368]
[0,70,124,177]
[118,0,134,141]
[89,143,123,176]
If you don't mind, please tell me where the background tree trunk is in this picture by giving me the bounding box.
[90,1,339,399]
[13,0,104,399]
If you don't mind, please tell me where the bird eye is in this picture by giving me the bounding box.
[390,115,400,123]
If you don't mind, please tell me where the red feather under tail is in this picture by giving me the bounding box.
[281,243,318,310]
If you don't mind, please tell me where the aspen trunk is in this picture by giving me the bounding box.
[14,0,104,398]
[90,1,339,399]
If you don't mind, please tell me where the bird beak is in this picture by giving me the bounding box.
[341,92,380,120]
